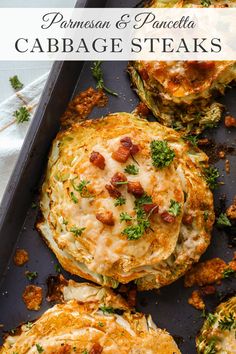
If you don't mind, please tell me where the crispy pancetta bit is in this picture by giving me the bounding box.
[96,211,115,226]
[90,151,105,170]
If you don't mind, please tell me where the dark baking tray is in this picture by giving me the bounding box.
[0,1,235,353]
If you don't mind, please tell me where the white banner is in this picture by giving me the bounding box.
[0,8,235,60]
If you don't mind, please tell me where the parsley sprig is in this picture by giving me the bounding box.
[9,75,23,90]
[223,268,235,279]
[218,312,236,331]
[201,0,211,7]
[72,179,92,198]
[168,200,181,216]
[114,196,126,206]
[122,194,152,240]
[91,61,118,96]
[70,226,86,237]
[216,213,232,228]
[203,166,220,190]
[25,271,38,281]
[183,135,199,147]
[150,140,175,168]
[36,344,44,353]
[120,212,132,222]
[99,305,115,314]
[124,164,139,175]
[13,107,30,124]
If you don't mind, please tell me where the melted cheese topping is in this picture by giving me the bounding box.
[38,113,214,289]
[0,282,181,354]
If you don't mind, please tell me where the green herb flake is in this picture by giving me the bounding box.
[25,271,38,281]
[98,322,104,327]
[183,135,199,147]
[218,312,236,331]
[70,226,86,237]
[223,267,236,279]
[82,350,89,354]
[114,196,126,207]
[13,107,30,124]
[9,75,23,90]
[135,194,153,208]
[150,140,175,168]
[124,164,139,175]
[204,338,217,354]
[168,200,181,217]
[55,264,61,273]
[216,213,232,228]
[72,179,92,198]
[36,344,44,353]
[204,210,209,221]
[91,61,118,96]
[25,322,33,330]
[70,192,78,204]
[203,166,220,190]
[201,0,211,7]
[207,313,217,326]
[122,221,150,241]
[99,305,115,314]
[120,212,133,222]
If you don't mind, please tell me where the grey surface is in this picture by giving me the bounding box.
[0,1,236,354]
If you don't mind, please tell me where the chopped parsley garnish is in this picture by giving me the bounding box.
[201,0,211,6]
[70,192,78,204]
[168,200,181,217]
[98,322,104,327]
[91,61,118,96]
[70,226,86,237]
[122,197,152,241]
[203,166,220,190]
[122,221,150,241]
[25,271,38,281]
[204,338,217,354]
[82,350,89,354]
[216,213,232,228]
[99,305,115,314]
[120,212,132,222]
[150,140,175,168]
[207,313,217,326]
[223,267,236,279]
[124,164,139,175]
[36,344,44,353]
[204,210,209,221]
[9,75,23,90]
[13,107,30,124]
[114,196,126,207]
[72,179,92,198]
[25,322,33,329]
[63,219,68,225]
[55,264,61,273]
[115,181,128,185]
[183,135,199,147]
[218,312,236,331]
[135,194,153,207]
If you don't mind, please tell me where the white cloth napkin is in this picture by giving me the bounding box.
[0,72,49,201]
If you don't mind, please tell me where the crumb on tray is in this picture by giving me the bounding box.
[22,285,43,311]
[13,249,29,266]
